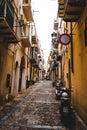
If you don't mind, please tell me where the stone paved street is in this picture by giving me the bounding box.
[0,80,87,130]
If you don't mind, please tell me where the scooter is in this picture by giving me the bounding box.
[55,87,62,100]
[60,91,71,119]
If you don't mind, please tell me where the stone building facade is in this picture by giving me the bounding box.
[0,0,44,102]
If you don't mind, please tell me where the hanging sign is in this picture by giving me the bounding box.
[59,33,71,45]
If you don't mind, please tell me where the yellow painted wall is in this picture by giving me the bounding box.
[71,6,87,124]
[0,40,28,101]
[0,41,14,100]
[62,9,87,124]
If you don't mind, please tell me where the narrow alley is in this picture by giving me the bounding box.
[0,81,86,130]
[0,0,87,129]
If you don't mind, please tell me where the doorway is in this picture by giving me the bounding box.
[18,56,25,92]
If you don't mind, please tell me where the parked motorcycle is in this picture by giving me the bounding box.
[55,87,62,100]
[60,90,71,119]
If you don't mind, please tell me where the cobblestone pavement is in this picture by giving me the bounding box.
[0,80,87,130]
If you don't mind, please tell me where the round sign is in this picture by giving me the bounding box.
[59,33,71,45]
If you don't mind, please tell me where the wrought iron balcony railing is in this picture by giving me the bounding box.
[32,36,37,44]
[30,47,37,64]
[0,0,19,43]
[20,24,31,47]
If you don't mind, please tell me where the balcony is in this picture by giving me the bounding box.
[20,24,31,47]
[54,20,58,30]
[58,0,86,22]
[32,36,37,44]
[22,0,33,21]
[30,47,37,64]
[58,0,64,17]
[52,38,58,48]
[0,0,19,43]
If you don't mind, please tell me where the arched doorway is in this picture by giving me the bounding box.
[18,56,25,92]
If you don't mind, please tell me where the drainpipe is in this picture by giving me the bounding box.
[70,22,74,100]
[70,22,74,73]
